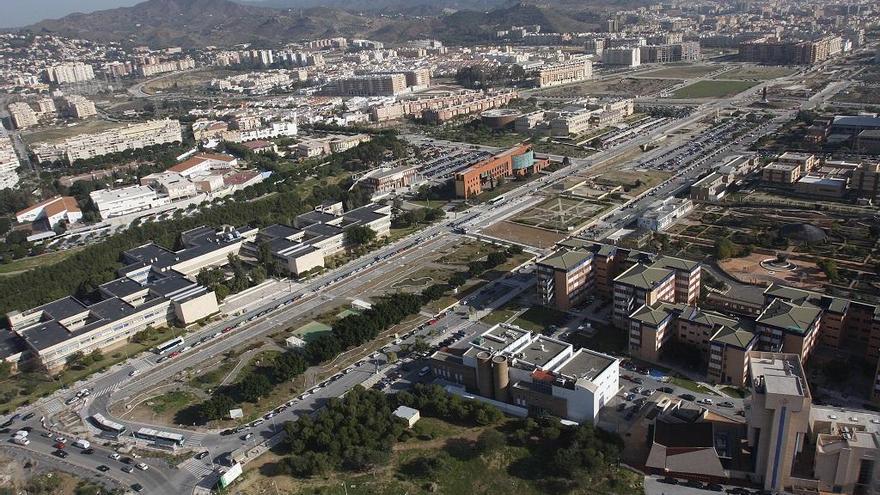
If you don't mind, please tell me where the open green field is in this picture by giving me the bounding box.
[0,247,85,276]
[22,119,120,144]
[641,65,719,79]
[292,321,332,342]
[671,80,758,99]
[717,66,797,80]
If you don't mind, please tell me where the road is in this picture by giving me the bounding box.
[0,65,806,493]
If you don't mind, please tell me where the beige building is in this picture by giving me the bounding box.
[32,119,183,163]
[333,74,408,96]
[762,162,802,184]
[44,62,95,84]
[745,352,812,493]
[813,422,880,495]
[8,102,38,129]
[61,95,97,119]
[533,57,593,88]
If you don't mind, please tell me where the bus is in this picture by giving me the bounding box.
[135,427,185,447]
[154,337,185,355]
[90,413,127,435]
[487,195,506,205]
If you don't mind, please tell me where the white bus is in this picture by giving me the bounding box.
[154,337,185,355]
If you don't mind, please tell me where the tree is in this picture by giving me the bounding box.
[345,225,376,247]
[817,259,839,282]
[714,238,736,260]
[475,428,506,453]
[250,265,267,285]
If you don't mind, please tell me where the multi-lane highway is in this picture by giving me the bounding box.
[1,67,797,493]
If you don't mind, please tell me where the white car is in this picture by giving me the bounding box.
[109,453,121,460]
[129,369,139,377]
[136,463,149,471]
[699,398,713,405]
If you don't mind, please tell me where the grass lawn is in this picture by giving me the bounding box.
[149,390,197,414]
[513,305,568,333]
[671,80,758,99]
[0,247,85,276]
[720,386,749,399]
[718,66,797,81]
[642,65,719,79]
[670,377,721,396]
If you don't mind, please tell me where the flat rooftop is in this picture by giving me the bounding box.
[555,348,615,382]
[511,335,568,369]
[479,324,528,352]
[749,352,809,398]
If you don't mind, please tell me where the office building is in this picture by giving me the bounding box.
[44,63,95,84]
[32,119,183,163]
[8,102,38,129]
[454,144,548,198]
[89,185,170,219]
[637,197,693,232]
[533,57,592,88]
[0,128,21,190]
[15,196,82,229]
[830,115,880,136]
[356,165,419,197]
[5,226,258,372]
[430,324,619,423]
[745,352,812,492]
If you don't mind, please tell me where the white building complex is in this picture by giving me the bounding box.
[603,47,642,67]
[0,127,21,189]
[637,197,694,232]
[430,324,620,423]
[5,226,258,372]
[44,62,95,84]
[15,196,82,229]
[90,185,170,219]
[32,119,183,163]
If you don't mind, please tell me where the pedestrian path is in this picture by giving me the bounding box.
[179,457,214,478]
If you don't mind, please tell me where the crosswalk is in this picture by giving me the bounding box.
[187,431,207,446]
[92,382,122,398]
[41,398,63,416]
[179,458,214,478]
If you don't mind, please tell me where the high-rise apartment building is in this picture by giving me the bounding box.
[61,95,97,119]
[7,102,38,129]
[44,62,96,84]
[32,119,183,163]
[0,127,21,190]
[332,74,408,96]
[533,57,592,88]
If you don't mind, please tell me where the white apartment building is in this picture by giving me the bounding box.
[32,119,183,163]
[90,185,170,219]
[0,128,21,190]
[61,95,97,119]
[602,47,642,67]
[8,102,38,129]
[44,63,95,84]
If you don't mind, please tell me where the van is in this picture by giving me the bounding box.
[73,439,90,449]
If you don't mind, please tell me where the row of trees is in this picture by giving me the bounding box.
[184,245,519,424]
[391,207,444,229]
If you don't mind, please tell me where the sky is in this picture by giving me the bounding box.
[1,0,143,28]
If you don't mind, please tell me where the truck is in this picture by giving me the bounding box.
[72,439,91,449]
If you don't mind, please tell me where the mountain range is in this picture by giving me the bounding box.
[24,0,607,47]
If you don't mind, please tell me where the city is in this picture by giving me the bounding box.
[0,0,878,494]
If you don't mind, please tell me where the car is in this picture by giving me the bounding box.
[680,393,696,401]
[684,479,703,488]
[699,398,714,405]
[96,465,110,472]
[641,388,653,396]
[705,482,724,492]
[21,413,34,421]
[82,448,94,455]
[129,369,139,377]
[658,387,674,394]
[658,476,679,485]
[121,457,134,465]
[136,462,149,471]
[53,442,65,449]
[121,466,134,473]
[719,401,735,408]
[131,483,144,492]
[263,412,275,420]
[53,449,69,458]
[195,451,210,460]
[242,433,253,441]
[632,377,644,385]
[250,419,265,427]
[109,453,121,460]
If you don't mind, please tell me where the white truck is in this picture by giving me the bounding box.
[72,439,91,449]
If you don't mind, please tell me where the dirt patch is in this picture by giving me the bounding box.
[481,221,565,249]
[718,253,828,289]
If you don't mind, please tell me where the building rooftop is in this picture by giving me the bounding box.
[479,324,528,352]
[710,325,756,349]
[654,421,715,448]
[555,348,615,382]
[654,255,700,273]
[614,263,673,290]
[756,298,822,335]
[511,335,568,369]
[749,352,809,398]
[630,303,675,326]
[538,249,592,271]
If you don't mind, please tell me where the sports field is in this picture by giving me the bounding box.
[292,321,332,342]
[671,80,758,99]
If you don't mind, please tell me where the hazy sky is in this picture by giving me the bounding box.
[2,0,143,28]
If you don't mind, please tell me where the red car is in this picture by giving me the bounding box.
[169,351,181,358]
[54,442,65,449]
[222,327,233,333]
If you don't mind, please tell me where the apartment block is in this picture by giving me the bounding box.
[739,36,842,65]
[850,162,880,201]
[430,324,620,423]
[639,42,701,63]
[421,90,518,124]
[333,74,408,96]
[60,95,97,119]
[533,57,592,88]
[8,102,38,129]
[32,119,183,163]
[0,128,21,190]
[602,47,641,66]
[44,62,95,84]
[535,250,594,311]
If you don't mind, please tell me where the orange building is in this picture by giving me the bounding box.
[453,144,548,199]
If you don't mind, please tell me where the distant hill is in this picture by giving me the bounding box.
[246,0,512,15]
[24,0,605,47]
